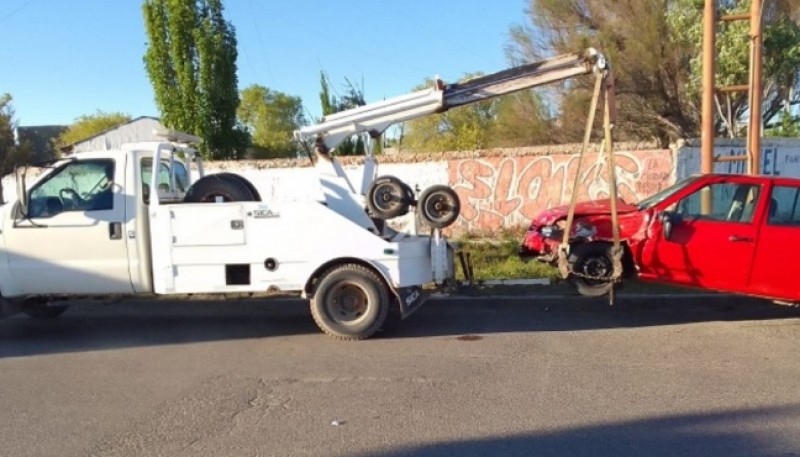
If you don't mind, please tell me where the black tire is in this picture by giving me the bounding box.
[418,185,461,229]
[367,176,412,220]
[568,242,617,297]
[183,174,259,203]
[22,302,69,319]
[214,173,261,201]
[310,264,390,340]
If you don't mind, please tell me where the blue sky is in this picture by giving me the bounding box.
[1,0,531,127]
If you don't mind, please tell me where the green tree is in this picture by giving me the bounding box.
[0,94,31,203]
[143,0,246,159]
[667,0,800,137]
[402,76,495,153]
[489,89,553,147]
[238,84,305,159]
[318,72,368,156]
[56,111,131,149]
[508,0,800,144]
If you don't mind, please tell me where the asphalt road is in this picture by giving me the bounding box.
[1,294,800,457]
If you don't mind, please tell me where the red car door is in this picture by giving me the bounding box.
[748,180,800,301]
[640,177,765,294]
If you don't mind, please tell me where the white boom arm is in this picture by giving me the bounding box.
[292,48,609,234]
[294,48,608,153]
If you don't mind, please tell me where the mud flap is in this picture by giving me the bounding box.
[394,285,428,319]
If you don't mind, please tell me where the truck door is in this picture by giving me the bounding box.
[4,158,134,295]
[642,179,763,293]
[748,182,800,301]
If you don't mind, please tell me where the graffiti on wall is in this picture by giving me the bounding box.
[448,150,673,231]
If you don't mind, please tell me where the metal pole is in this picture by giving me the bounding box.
[748,0,763,175]
[701,0,716,176]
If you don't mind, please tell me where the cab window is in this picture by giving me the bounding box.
[767,185,800,226]
[674,182,761,223]
[28,159,115,218]
[140,158,188,203]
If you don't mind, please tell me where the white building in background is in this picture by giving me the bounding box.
[63,116,165,154]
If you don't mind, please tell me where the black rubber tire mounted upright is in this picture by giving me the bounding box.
[310,264,390,340]
[183,174,259,203]
[213,173,261,201]
[367,175,412,220]
[568,242,617,297]
[418,185,461,229]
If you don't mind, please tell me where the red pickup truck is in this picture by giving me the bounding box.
[519,173,800,302]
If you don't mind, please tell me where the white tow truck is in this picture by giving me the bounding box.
[0,48,608,339]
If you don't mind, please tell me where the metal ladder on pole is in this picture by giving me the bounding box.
[702,0,764,175]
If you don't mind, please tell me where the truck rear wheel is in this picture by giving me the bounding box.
[310,264,389,340]
[183,174,259,203]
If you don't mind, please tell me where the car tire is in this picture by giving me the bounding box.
[310,264,390,340]
[568,242,618,297]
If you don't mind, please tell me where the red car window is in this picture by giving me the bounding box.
[674,182,761,223]
[768,185,800,226]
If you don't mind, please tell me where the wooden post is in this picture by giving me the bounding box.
[748,0,763,175]
[701,0,716,176]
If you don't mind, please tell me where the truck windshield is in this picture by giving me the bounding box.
[636,176,699,210]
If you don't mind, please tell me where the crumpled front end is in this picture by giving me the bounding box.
[518,198,641,263]
[519,219,599,261]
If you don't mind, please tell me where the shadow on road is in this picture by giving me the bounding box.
[387,294,800,339]
[0,298,318,358]
[1,294,798,358]
[352,404,800,457]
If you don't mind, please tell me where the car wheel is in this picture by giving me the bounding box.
[568,242,618,297]
[310,264,390,340]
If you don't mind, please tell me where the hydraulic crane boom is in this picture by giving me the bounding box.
[291,48,610,235]
[294,48,608,154]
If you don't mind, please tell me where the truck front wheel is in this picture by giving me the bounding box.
[310,264,389,340]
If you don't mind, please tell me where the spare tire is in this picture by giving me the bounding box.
[214,173,261,201]
[184,174,259,203]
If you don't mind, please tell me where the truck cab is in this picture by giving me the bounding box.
[520,173,800,302]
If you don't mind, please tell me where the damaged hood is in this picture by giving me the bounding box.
[533,198,640,225]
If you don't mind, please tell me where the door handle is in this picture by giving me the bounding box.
[728,235,753,243]
[109,222,122,240]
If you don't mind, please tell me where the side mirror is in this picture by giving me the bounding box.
[14,167,28,217]
[659,211,682,241]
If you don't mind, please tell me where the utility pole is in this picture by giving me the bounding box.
[701,0,716,176]
[747,0,763,175]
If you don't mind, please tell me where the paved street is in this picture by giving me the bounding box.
[1,294,800,457]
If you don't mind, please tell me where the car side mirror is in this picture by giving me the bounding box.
[660,211,682,241]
